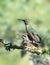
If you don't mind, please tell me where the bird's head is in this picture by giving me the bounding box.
[17,19,28,25]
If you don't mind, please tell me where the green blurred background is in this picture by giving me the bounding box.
[0,0,50,65]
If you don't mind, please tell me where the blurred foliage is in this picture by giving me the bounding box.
[21,49,27,57]
[0,0,50,65]
[4,25,16,42]
[34,19,42,27]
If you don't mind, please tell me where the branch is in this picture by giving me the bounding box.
[9,44,50,55]
[0,39,50,55]
[11,45,25,49]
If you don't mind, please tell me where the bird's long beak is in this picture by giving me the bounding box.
[17,19,26,21]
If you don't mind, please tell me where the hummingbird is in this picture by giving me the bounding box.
[17,19,42,47]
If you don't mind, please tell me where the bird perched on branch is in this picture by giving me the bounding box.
[17,19,42,47]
